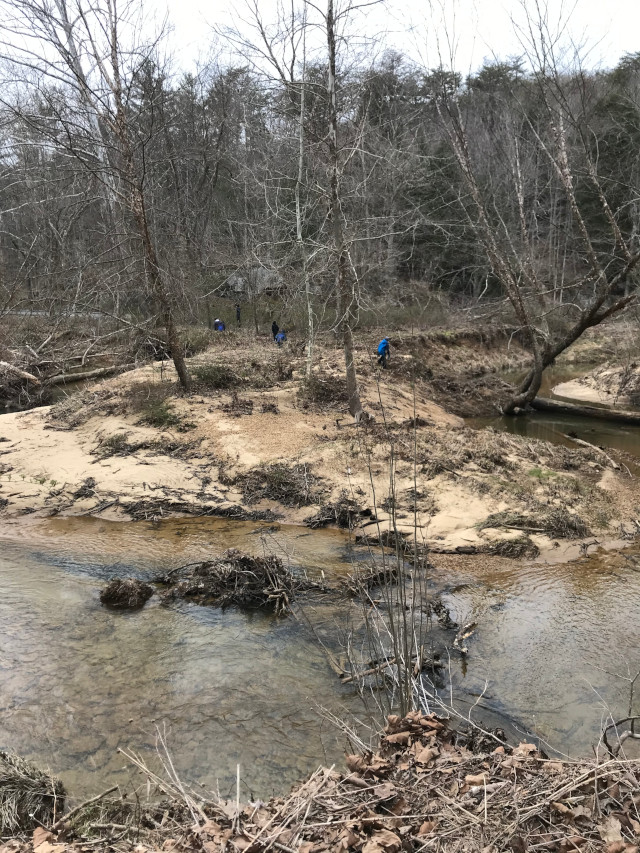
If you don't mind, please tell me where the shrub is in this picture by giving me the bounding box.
[192,363,240,389]
[298,371,348,409]
[138,399,181,428]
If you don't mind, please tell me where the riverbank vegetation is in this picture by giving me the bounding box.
[6,711,640,853]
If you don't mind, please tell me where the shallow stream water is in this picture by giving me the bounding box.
[0,518,366,799]
[1,515,640,800]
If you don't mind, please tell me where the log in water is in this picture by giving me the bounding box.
[531,396,640,425]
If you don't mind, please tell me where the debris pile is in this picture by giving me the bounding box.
[99,578,154,609]
[160,549,311,615]
[180,711,640,853]
[0,752,65,834]
[235,462,319,507]
[9,710,640,852]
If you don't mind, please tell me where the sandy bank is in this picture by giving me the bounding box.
[0,336,636,556]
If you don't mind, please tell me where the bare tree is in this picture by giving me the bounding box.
[431,9,640,412]
[0,0,191,388]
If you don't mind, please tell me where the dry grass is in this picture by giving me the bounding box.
[234,462,320,507]
[0,752,64,834]
[479,508,591,539]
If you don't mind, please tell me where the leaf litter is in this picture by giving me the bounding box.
[8,711,640,853]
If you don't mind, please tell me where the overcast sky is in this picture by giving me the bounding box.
[147,0,640,75]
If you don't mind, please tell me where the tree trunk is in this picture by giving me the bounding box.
[113,101,191,389]
[327,0,363,420]
[295,38,314,381]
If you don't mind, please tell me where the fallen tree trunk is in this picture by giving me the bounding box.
[0,361,41,385]
[46,363,136,385]
[530,396,640,425]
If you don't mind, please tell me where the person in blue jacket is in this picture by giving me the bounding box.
[275,329,287,346]
[377,337,390,368]
[213,318,226,331]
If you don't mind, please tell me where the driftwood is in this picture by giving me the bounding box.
[531,395,640,425]
[47,363,136,385]
[562,433,622,471]
[0,361,41,385]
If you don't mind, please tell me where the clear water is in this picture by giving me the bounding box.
[0,518,366,799]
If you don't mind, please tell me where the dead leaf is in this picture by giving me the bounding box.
[421,717,445,731]
[415,746,436,765]
[33,843,65,853]
[605,843,627,853]
[571,805,592,821]
[32,830,53,849]
[510,836,527,853]
[362,830,401,853]
[201,820,223,838]
[373,782,397,800]
[418,821,437,836]
[465,773,488,785]
[362,829,402,853]
[385,731,411,745]
[346,754,367,774]
[388,796,408,816]
[600,817,623,844]
[339,828,359,848]
[552,802,574,818]
[544,762,564,773]
[513,742,538,757]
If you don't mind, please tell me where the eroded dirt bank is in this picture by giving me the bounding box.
[0,327,638,557]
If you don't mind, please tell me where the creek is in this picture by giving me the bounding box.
[469,364,640,457]
[2,365,640,799]
[0,515,640,802]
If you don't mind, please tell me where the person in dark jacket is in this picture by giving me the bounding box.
[377,337,390,368]
[235,303,241,327]
[271,320,280,340]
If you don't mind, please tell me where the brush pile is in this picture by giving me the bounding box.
[10,711,640,852]
[99,578,154,609]
[160,549,310,615]
[0,752,65,834]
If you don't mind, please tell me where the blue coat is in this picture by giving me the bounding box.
[377,339,389,355]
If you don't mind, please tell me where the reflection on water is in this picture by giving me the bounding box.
[0,518,365,798]
[469,364,640,457]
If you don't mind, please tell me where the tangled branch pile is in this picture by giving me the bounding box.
[235,463,319,507]
[0,752,64,834]
[99,578,154,609]
[160,549,311,615]
[164,712,640,853]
